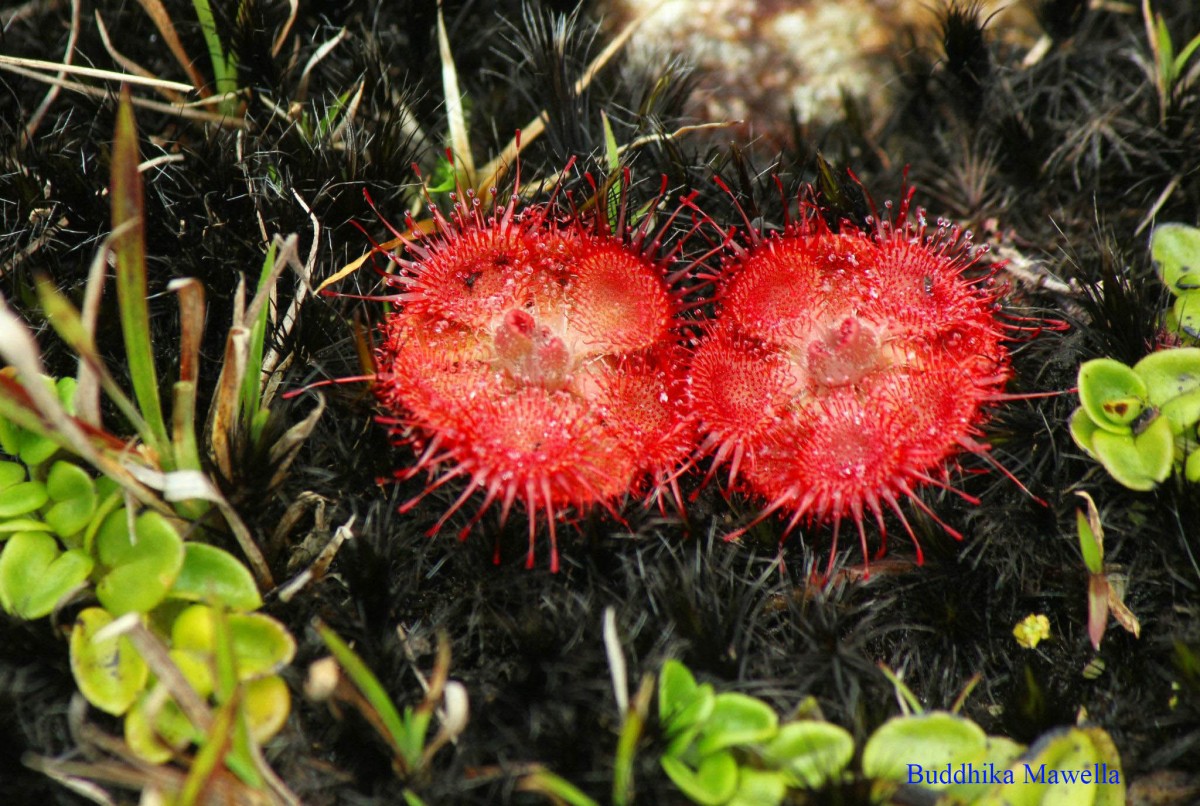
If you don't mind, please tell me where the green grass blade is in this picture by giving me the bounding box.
[241,242,277,438]
[191,0,238,112]
[111,87,171,463]
[518,770,600,806]
[315,621,408,755]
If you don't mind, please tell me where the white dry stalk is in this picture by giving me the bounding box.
[603,606,629,717]
[0,54,194,93]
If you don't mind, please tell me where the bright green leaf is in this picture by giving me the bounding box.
[0,518,52,535]
[1077,359,1147,434]
[727,768,787,806]
[659,659,717,755]
[0,480,48,518]
[862,711,987,787]
[167,543,262,611]
[244,674,291,744]
[1132,347,1200,399]
[1186,447,1200,482]
[761,720,855,789]
[69,607,149,716]
[1090,415,1174,491]
[1069,409,1100,459]
[123,694,175,764]
[94,509,185,615]
[692,692,779,756]
[16,427,59,467]
[943,734,1025,802]
[46,460,94,500]
[0,531,93,619]
[661,751,739,806]
[0,461,26,490]
[172,605,295,680]
[1151,223,1200,296]
[43,460,97,538]
[125,688,198,763]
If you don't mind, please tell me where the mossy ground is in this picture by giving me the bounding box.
[1,0,1199,803]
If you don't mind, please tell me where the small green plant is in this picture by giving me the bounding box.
[1069,221,1200,488]
[1070,350,1200,489]
[306,622,468,803]
[649,661,1126,806]
[1142,0,1200,123]
[656,659,853,805]
[0,86,320,802]
[0,412,295,793]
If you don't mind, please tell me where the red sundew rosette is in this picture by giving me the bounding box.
[373,205,694,571]
[689,213,1010,572]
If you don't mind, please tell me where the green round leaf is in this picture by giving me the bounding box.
[662,751,739,806]
[167,543,263,611]
[992,727,1123,806]
[1090,416,1174,491]
[69,607,149,716]
[172,605,296,680]
[862,711,988,787]
[1077,360,1147,434]
[1187,448,1200,482]
[0,480,49,518]
[54,376,78,411]
[0,531,93,619]
[244,675,291,744]
[943,735,1025,802]
[16,427,59,467]
[0,461,26,491]
[1173,295,1200,340]
[95,509,185,616]
[0,418,18,456]
[660,659,700,723]
[1133,348,1200,425]
[169,648,215,698]
[0,518,52,535]
[46,460,93,501]
[660,660,717,755]
[123,695,174,764]
[1152,223,1200,296]
[1069,410,1099,459]
[692,692,779,756]
[727,769,787,806]
[761,720,855,789]
[43,461,98,538]
[125,689,198,763]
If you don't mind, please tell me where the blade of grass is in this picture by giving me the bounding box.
[518,769,601,806]
[241,243,277,438]
[314,620,408,756]
[191,0,238,113]
[178,691,238,806]
[613,676,653,806]
[112,86,171,465]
